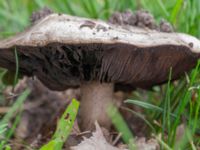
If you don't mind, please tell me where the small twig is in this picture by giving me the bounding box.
[153,120,162,128]
[75,131,91,136]
[112,132,122,146]
[5,92,19,100]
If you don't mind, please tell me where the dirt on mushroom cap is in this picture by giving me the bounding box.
[109,10,173,32]
[31,7,53,24]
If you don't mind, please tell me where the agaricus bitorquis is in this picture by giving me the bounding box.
[0,12,200,131]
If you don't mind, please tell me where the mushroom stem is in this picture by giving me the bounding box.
[79,81,115,131]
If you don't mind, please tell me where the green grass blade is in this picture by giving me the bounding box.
[0,141,7,150]
[0,9,26,27]
[125,99,164,111]
[14,48,19,87]
[170,0,183,24]
[103,0,110,19]
[0,89,29,150]
[87,0,98,18]
[40,98,79,150]
[155,134,173,150]
[107,104,135,150]
[0,124,7,135]
[34,0,45,8]
[171,61,200,145]
[65,0,76,15]
[162,68,172,144]
[4,145,11,150]
[156,0,169,18]
[125,99,176,118]
[0,89,30,126]
[174,61,200,122]
[192,87,200,133]
[6,112,21,140]
[122,106,156,133]
[79,0,98,18]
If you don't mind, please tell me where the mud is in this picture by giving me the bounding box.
[109,9,173,32]
[31,7,53,24]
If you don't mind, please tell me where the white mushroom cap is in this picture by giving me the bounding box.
[0,14,200,53]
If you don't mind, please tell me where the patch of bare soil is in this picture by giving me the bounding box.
[3,77,80,149]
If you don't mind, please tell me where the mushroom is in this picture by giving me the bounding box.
[0,13,200,131]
